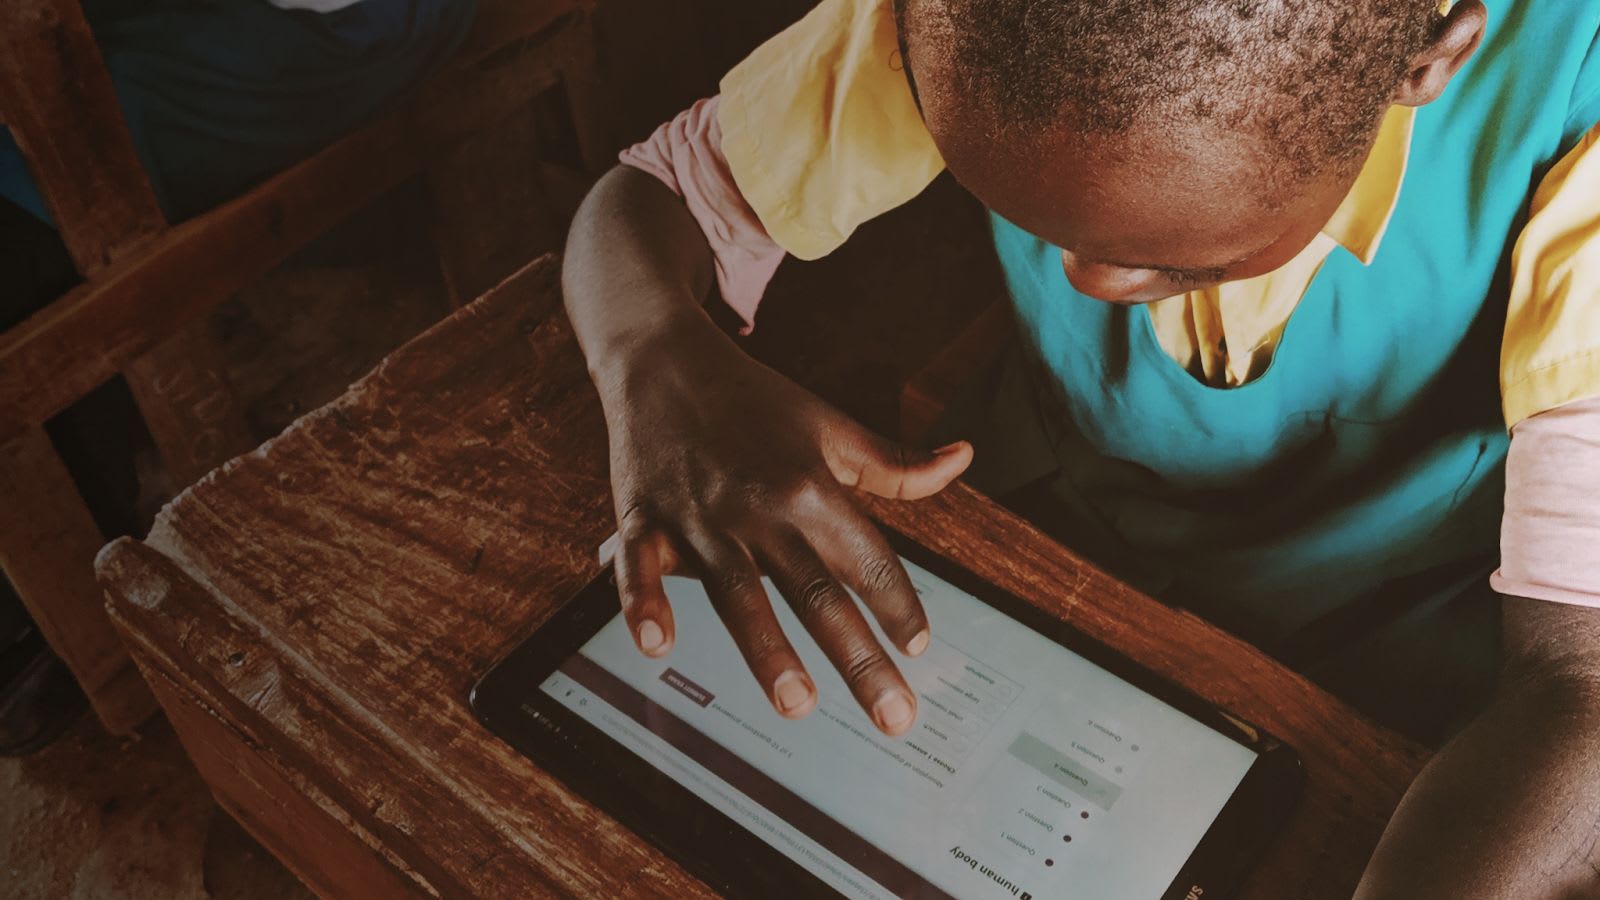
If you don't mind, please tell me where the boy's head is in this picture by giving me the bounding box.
[897,0,1487,303]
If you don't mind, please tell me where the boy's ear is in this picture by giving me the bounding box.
[1393,0,1487,107]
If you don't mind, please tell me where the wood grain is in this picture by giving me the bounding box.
[0,0,166,273]
[106,258,710,898]
[1,0,253,730]
[125,320,259,488]
[133,651,432,899]
[100,255,1425,898]
[1,426,154,733]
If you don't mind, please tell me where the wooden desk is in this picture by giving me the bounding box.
[97,252,1426,898]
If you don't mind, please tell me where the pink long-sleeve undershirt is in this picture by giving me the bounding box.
[1493,395,1600,607]
[618,96,784,334]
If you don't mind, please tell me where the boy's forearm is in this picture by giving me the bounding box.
[562,165,718,380]
[1355,654,1600,899]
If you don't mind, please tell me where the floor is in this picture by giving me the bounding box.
[1,718,313,900]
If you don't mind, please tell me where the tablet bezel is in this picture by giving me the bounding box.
[470,530,1304,900]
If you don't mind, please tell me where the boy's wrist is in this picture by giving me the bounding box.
[582,302,723,395]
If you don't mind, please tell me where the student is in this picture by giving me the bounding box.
[0,0,475,755]
[564,0,1600,894]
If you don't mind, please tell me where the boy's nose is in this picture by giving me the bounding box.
[1060,250,1168,304]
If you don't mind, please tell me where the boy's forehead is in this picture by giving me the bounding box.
[932,109,1336,266]
[931,93,1284,206]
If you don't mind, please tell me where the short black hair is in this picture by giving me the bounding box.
[904,0,1442,178]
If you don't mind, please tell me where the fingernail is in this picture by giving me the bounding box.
[873,690,915,733]
[637,619,665,654]
[934,442,964,455]
[906,629,930,656]
[774,670,814,715]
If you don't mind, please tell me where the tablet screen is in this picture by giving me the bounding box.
[537,558,1259,900]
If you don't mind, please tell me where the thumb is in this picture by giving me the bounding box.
[822,427,973,500]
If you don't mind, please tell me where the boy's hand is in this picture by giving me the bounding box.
[593,312,972,736]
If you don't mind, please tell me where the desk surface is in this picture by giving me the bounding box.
[100,247,1426,899]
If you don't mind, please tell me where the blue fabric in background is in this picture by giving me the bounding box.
[1,0,477,224]
[0,130,50,223]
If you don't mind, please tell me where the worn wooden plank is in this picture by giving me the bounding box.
[0,0,168,273]
[0,1,591,440]
[102,538,543,898]
[104,530,673,899]
[124,320,258,488]
[104,258,710,898]
[0,426,154,733]
[95,254,1424,898]
[127,649,432,899]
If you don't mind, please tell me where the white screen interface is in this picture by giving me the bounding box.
[538,559,1258,900]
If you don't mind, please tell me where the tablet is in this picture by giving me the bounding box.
[472,534,1302,900]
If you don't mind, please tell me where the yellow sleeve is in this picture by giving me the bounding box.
[1502,123,1600,426]
[717,0,945,261]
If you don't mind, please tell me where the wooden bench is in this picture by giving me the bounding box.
[0,0,605,734]
[94,251,1426,898]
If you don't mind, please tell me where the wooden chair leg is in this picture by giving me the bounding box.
[0,426,155,734]
[124,318,257,488]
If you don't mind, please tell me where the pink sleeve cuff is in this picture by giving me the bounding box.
[1492,394,1600,607]
[618,96,785,333]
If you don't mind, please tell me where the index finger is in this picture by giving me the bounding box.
[615,526,679,658]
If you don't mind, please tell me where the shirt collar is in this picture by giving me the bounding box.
[1321,104,1414,265]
